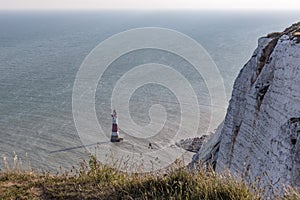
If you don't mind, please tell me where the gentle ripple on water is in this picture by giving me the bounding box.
[1,11,299,171]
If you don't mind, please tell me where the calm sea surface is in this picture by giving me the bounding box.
[1,10,300,171]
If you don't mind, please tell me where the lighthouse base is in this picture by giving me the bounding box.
[111,135,123,142]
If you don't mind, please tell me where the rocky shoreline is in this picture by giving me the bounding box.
[175,135,208,153]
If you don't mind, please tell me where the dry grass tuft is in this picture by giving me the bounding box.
[0,155,299,199]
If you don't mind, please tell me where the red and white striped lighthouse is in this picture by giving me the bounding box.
[111,109,123,142]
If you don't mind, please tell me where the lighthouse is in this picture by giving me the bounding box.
[111,109,123,142]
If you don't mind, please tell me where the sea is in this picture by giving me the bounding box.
[1,10,300,172]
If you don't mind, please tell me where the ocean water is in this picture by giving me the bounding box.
[1,10,300,172]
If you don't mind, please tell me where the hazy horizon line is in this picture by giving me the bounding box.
[1,8,300,12]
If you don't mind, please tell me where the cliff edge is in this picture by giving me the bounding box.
[195,22,300,193]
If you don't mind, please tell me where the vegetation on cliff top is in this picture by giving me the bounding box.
[0,155,299,200]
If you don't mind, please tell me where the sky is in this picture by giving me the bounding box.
[0,0,300,10]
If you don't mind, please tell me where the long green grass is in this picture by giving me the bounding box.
[0,155,299,199]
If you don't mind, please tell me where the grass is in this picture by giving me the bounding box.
[0,155,299,200]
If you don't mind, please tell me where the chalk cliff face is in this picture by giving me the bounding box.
[196,23,300,192]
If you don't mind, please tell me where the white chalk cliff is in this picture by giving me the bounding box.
[195,23,300,193]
